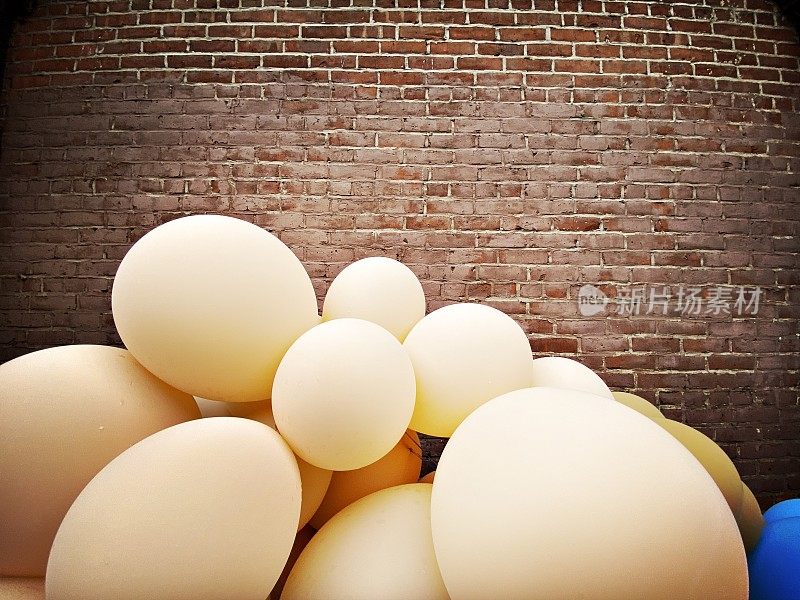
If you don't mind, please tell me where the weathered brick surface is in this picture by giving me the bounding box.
[0,0,798,505]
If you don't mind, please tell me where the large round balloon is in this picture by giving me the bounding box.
[403,303,533,437]
[112,214,319,403]
[309,430,422,529]
[322,257,425,341]
[734,482,764,553]
[658,419,743,512]
[0,345,199,577]
[272,318,416,471]
[612,391,664,421]
[431,387,748,600]
[46,418,301,600]
[748,516,800,600]
[283,484,449,600]
[227,400,332,530]
[764,498,800,524]
[0,578,44,599]
[530,356,613,399]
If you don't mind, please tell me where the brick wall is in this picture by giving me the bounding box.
[0,0,798,505]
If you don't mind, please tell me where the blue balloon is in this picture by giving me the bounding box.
[748,516,800,600]
[764,499,800,524]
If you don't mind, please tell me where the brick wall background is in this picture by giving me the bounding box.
[0,0,798,505]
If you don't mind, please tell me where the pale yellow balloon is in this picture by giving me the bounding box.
[194,397,232,418]
[271,526,315,600]
[283,484,449,600]
[272,318,416,471]
[228,400,332,530]
[419,471,436,484]
[0,345,199,577]
[112,214,319,403]
[734,482,764,553]
[431,387,748,600]
[658,419,743,512]
[0,578,44,599]
[403,303,534,437]
[530,356,613,399]
[309,431,422,529]
[612,391,664,421]
[46,418,301,600]
[322,257,426,341]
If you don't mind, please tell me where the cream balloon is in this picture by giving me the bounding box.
[658,419,743,513]
[283,484,449,600]
[403,303,533,437]
[272,318,416,471]
[321,257,425,341]
[228,400,332,530]
[734,482,764,553]
[194,397,232,418]
[46,418,301,600]
[0,345,199,577]
[112,214,319,403]
[530,356,613,399]
[612,391,664,421]
[309,430,422,529]
[431,387,748,600]
[0,578,44,599]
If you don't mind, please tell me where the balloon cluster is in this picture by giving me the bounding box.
[0,214,794,599]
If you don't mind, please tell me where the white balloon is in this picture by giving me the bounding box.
[403,303,533,437]
[282,484,449,600]
[272,319,416,471]
[322,257,425,341]
[46,418,301,600]
[112,214,319,403]
[530,356,613,399]
[431,387,747,600]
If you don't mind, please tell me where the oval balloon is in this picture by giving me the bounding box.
[530,356,613,399]
[0,345,199,576]
[272,318,416,471]
[46,418,301,600]
[283,484,449,600]
[734,482,764,553]
[112,214,319,402]
[403,303,533,437]
[431,387,747,600]
[322,257,425,341]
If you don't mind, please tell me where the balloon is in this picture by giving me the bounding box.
[530,356,613,399]
[228,401,332,530]
[46,418,300,600]
[658,419,743,512]
[271,526,315,600]
[0,578,44,599]
[734,482,764,553]
[431,387,747,600]
[283,484,449,600]
[194,397,232,418]
[764,498,800,524]
[403,303,533,437]
[748,517,800,600]
[0,345,199,576]
[419,471,436,484]
[272,319,416,471]
[612,391,664,421]
[309,431,422,529]
[322,257,425,341]
[112,214,319,403]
